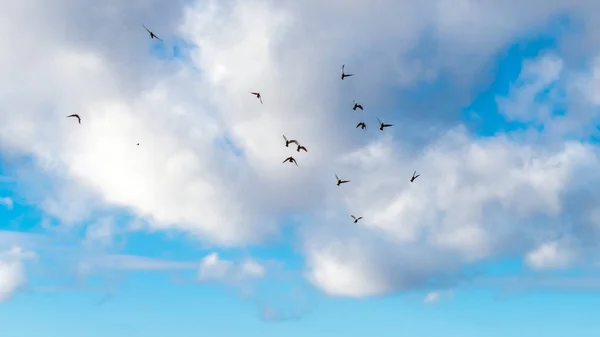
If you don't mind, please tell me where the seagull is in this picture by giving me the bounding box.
[410,171,420,183]
[356,122,367,130]
[67,114,81,124]
[143,25,162,41]
[283,156,298,166]
[283,135,299,147]
[335,173,350,186]
[341,64,354,80]
[377,117,393,131]
[297,144,308,152]
[351,215,363,223]
[250,91,263,104]
[352,100,363,111]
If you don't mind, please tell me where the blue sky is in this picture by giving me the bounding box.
[2,1,600,336]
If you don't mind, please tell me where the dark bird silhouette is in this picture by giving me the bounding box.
[143,25,162,41]
[335,173,350,186]
[136,143,139,146]
[341,64,354,80]
[351,215,363,223]
[250,91,263,104]
[352,100,363,110]
[283,135,299,147]
[356,122,366,130]
[410,171,420,183]
[377,117,393,131]
[283,156,298,166]
[67,114,81,124]
[297,145,307,152]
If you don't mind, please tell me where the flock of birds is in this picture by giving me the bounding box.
[66,25,421,224]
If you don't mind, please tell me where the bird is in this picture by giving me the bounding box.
[283,156,298,166]
[283,135,299,147]
[352,100,363,110]
[67,114,81,124]
[136,143,139,146]
[143,25,162,41]
[410,171,420,182]
[356,122,367,130]
[341,64,354,80]
[351,215,363,223]
[377,117,393,131]
[250,91,263,104]
[335,173,350,186]
[297,144,307,152]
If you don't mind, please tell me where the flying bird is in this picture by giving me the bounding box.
[67,114,81,124]
[297,144,307,152]
[352,100,363,111]
[410,171,420,183]
[377,117,393,131]
[283,135,299,147]
[250,91,263,104]
[283,156,298,166]
[356,122,367,130]
[351,215,363,223]
[341,64,354,80]
[335,173,350,186]
[136,143,139,146]
[143,25,162,41]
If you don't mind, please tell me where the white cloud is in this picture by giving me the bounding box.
[423,292,441,304]
[2,0,600,300]
[525,241,576,270]
[0,246,36,302]
[198,252,265,285]
[0,197,12,210]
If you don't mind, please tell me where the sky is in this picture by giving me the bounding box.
[2,0,600,336]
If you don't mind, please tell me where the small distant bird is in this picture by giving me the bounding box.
[377,117,393,131]
[351,215,363,223]
[297,144,307,152]
[356,122,366,130]
[136,143,139,146]
[143,25,162,41]
[341,64,354,80]
[67,114,81,124]
[410,171,420,183]
[283,135,299,147]
[352,100,363,111]
[335,173,350,186]
[283,156,298,166]
[250,91,263,104]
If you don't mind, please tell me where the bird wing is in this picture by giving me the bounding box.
[415,174,420,179]
[282,158,289,163]
[341,180,350,183]
[155,35,163,41]
[67,114,77,118]
[299,146,307,152]
[250,92,259,96]
[356,122,362,128]
[259,96,263,104]
[351,215,356,220]
[377,117,382,124]
[357,217,363,220]
[358,105,363,110]
[346,73,354,77]
[289,140,299,145]
[143,25,151,33]
[283,135,288,142]
[342,64,345,72]
[383,123,393,127]
[335,173,339,181]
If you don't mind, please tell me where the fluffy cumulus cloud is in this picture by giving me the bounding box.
[0,247,36,302]
[198,252,265,285]
[3,0,600,300]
